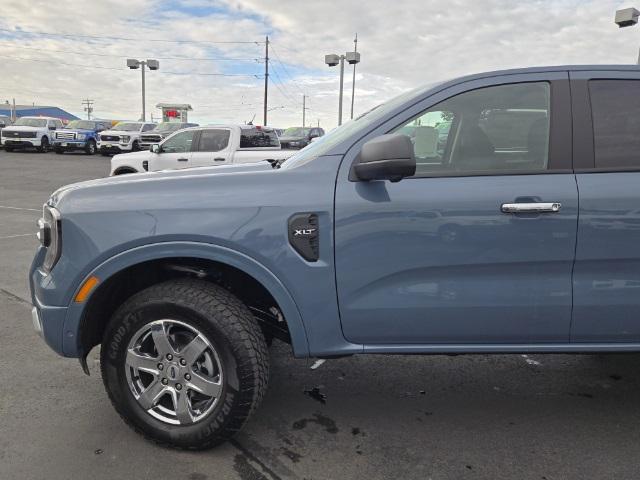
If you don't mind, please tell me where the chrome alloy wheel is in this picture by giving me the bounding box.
[125,319,223,425]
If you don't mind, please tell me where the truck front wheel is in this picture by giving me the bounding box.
[100,279,269,449]
[85,139,97,155]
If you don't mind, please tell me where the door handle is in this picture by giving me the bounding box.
[501,202,562,214]
[214,157,225,162]
[177,158,188,162]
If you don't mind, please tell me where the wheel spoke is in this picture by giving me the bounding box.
[179,334,209,364]
[187,372,222,398]
[151,322,175,356]
[137,379,166,410]
[171,389,194,424]
[126,349,159,373]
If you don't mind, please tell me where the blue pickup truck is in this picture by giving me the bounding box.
[29,65,640,449]
[53,120,112,155]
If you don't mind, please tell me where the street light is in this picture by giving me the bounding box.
[127,59,159,121]
[325,50,360,126]
[615,7,640,63]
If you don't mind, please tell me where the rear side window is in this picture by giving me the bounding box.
[590,80,640,169]
[198,129,230,152]
[240,128,279,148]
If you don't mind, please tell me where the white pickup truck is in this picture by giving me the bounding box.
[110,125,296,175]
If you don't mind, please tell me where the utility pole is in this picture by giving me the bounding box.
[317,119,320,128]
[350,33,358,120]
[263,36,269,126]
[82,99,94,120]
[302,95,307,127]
[12,98,16,122]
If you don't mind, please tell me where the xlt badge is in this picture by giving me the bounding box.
[288,213,319,262]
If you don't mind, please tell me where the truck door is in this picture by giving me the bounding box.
[153,129,196,170]
[334,73,578,345]
[570,71,640,342]
[190,128,232,167]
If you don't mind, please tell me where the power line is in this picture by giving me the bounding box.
[269,44,306,95]
[0,54,263,77]
[0,42,262,62]
[0,27,263,45]
[269,65,299,105]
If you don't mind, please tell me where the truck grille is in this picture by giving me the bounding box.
[1,130,37,138]
[140,134,162,143]
[100,135,120,142]
[56,131,76,140]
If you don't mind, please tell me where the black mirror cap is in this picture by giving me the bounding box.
[351,133,416,182]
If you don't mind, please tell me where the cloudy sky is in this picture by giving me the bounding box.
[0,0,638,128]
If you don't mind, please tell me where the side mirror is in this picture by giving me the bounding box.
[150,144,161,154]
[351,133,416,182]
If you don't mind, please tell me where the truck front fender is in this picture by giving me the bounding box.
[64,241,310,357]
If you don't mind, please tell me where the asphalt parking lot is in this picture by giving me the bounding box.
[3,150,640,479]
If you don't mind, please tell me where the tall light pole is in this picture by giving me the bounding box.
[350,33,358,120]
[325,50,360,126]
[615,7,640,63]
[127,59,159,121]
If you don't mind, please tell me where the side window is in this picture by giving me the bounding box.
[197,129,230,152]
[394,82,551,176]
[240,128,279,148]
[589,80,640,169]
[161,130,195,153]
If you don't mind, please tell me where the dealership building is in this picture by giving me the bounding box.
[0,105,79,122]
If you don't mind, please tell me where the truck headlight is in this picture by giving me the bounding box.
[38,205,62,273]
[77,133,86,140]
[121,135,130,143]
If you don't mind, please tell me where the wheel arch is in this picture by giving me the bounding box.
[67,241,309,359]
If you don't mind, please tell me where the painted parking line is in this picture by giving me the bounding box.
[0,205,41,212]
[0,233,34,240]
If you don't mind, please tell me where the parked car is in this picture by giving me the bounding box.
[139,122,199,150]
[31,65,640,450]
[97,121,156,156]
[53,120,112,155]
[109,125,296,175]
[1,116,63,152]
[278,126,325,149]
[0,115,11,148]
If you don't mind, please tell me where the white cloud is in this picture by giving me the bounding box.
[0,0,637,129]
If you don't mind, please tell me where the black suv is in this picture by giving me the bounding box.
[278,126,324,149]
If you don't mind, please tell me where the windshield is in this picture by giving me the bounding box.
[13,118,47,127]
[283,127,311,137]
[65,120,96,130]
[112,122,142,131]
[282,82,442,170]
[154,123,182,132]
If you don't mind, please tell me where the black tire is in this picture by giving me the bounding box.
[132,140,140,152]
[4,147,13,152]
[100,279,269,450]
[54,148,64,154]
[37,136,49,153]
[85,140,97,155]
[113,168,136,175]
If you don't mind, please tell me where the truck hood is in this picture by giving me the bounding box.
[99,129,131,136]
[278,135,306,142]
[61,128,95,134]
[3,125,42,132]
[49,160,276,208]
